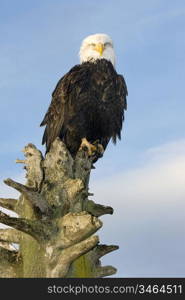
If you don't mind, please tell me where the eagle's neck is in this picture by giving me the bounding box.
[80,49,115,67]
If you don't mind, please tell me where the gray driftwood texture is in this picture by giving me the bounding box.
[0,138,118,277]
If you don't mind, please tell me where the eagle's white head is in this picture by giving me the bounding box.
[79,33,115,66]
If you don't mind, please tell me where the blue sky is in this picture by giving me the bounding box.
[0,0,185,277]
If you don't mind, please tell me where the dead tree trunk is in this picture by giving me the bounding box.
[0,138,118,277]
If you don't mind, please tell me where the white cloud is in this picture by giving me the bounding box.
[91,139,185,277]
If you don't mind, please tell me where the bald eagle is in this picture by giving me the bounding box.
[40,33,128,161]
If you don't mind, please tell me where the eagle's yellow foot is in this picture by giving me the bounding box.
[97,143,104,155]
[80,138,97,156]
[92,140,104,156]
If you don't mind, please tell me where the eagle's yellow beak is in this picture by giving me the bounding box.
[94,43,105,56]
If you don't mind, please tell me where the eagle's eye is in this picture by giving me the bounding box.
[105,42,112,47]
[90,43,96,47]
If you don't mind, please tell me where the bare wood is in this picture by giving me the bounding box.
[15,159,26,164]
[85,199,113,216]
[0,211,50,241]
[0,198,18,212]
[0,241,16,251]
[95,244,119,258]
[55,211,102,249]
[49,235,99,277]
[22,143,44,191]
[96,265,117,277]
[4,178,50,214]
[0,228,21,243]
[0,246,18,277]
[0,246,18,259]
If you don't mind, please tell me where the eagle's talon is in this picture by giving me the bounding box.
[92,139,100,145]
[80,138,97,156]
[92,140,104,156]
[96,144,104,155]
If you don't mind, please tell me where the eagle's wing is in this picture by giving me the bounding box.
[40,75,66,151]
[91,70,128,149]
[117,74,128,111]
[111,74,128,143]
[40,65,87,152]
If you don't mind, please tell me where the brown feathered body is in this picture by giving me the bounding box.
[40,59,127,158]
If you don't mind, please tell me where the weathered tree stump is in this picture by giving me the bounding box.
[0,138,118,277]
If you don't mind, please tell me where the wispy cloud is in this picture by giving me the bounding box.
[92,139,185,276]
[137,7,185,28]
